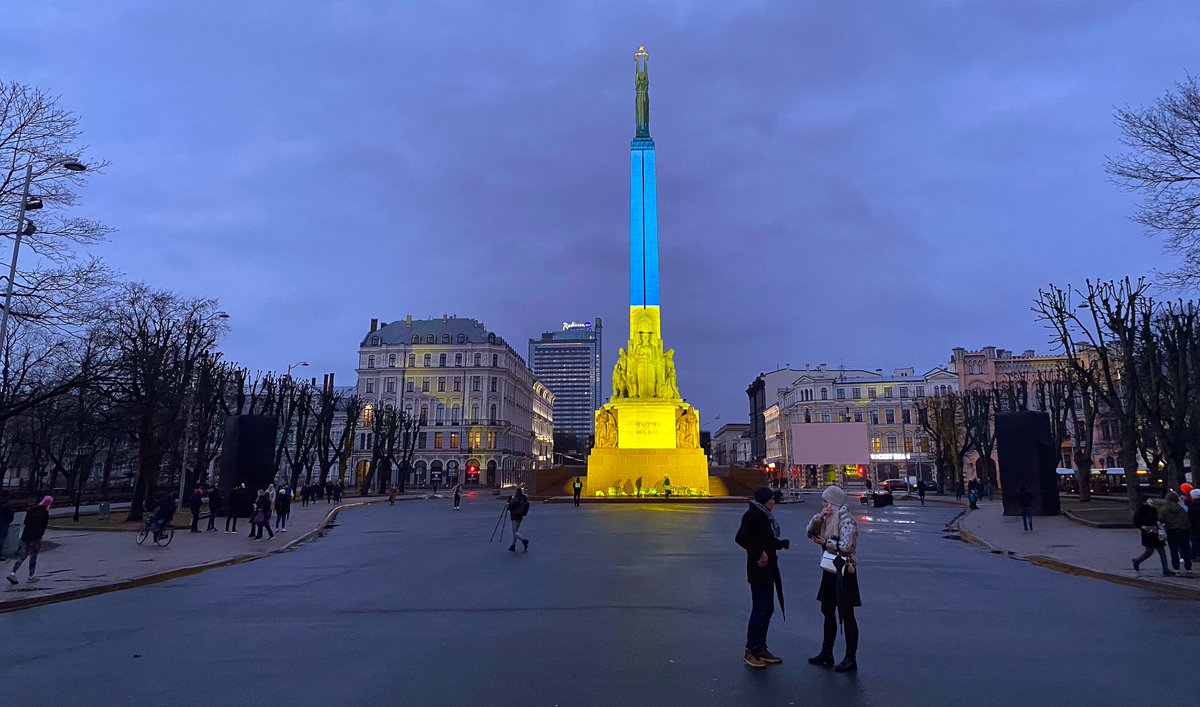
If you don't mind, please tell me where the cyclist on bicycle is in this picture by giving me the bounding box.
[151,494,177,542]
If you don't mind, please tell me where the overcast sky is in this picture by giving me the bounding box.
[2,1,1197,425]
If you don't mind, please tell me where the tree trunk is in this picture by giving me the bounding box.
[1120,432,1141,513]
[101,445,115,493]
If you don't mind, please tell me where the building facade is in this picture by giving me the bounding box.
[712,423,752,466]
[352,315,553,488]
[746,367,803,464]
[527,319,602,438]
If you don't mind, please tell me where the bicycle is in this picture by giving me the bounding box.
[136,518,174,547]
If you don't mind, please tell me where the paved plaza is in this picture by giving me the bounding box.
[2,498,1197,706]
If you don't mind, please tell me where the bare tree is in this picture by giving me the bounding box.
[917,392,967,494]
[1033,367,1078,494]
[1108,76,1200,287]
[1134,301,1197,491]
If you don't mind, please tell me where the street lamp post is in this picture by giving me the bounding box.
[286,360,309,379]
[1,158,87,359]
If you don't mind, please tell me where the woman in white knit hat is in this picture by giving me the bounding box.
[805,485,860,673]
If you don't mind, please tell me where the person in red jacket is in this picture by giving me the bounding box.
[7,495,52,585]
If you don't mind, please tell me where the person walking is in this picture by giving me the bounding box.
[735,486,789,669]
[955,480,964,502]
[252,490,275,541]
[226,484,244,534]
[1158,491,1192,574]
[453,483,461,510]
[663,475,672,500]
[7,496,52,585]
[1188,489,1200,567]
[275,486,292,532]
[334,480,343,503]
[967,478,979,510]
[206,485,222,531]
[1132,498,1173,576]
[916,479,927,506]
[507,487,530,552]
[389,483,398,506]
[187,487,204,533]
[1016,483,1034,531]
[572,477,583,507]
[805,485,861,673]
[432,479,439,496]
[0,492,14,561]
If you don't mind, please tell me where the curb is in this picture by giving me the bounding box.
[1025,555,1200,600]
[0,498,387,614]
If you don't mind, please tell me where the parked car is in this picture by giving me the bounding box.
[879,479,911,494]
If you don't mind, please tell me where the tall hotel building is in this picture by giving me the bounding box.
[528,319,603,438]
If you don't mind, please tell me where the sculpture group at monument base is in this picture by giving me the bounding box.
[585,446,710,497]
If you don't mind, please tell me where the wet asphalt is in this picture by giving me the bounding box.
[1,495,1196,706]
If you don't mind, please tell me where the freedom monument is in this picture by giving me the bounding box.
[587,47,709,497]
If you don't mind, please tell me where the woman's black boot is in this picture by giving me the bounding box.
[807,648,834,667]
[834,655,857,672]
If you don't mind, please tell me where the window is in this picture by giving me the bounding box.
[820,388,828,400]
[408,354,415,367]
[853,409,863,423]
[365,379,375,393]
[442,334,450,343]
[470,430,482,448]
[426,335,435,344]
[471,403,480,422]
[411,335,420,343]
[455,353,463,366]
[885,408,895,424]
[867,387,877,399]
[852,387,861,399]
[439,354,447,367]
[920,438,930,453]
[423,354,432,367]
[453,378,461,392]
[406,380,414,392]
[421,378,430,392]
[367,355,375,369]
[474,353,481,366]
[435,405,445,424]
[419,406,428,424]
[387,354,396,367]
[887,435,898,452]
[915,385,925,397]
[370,336,379,346]
[899,386,908,398]
[836,388,846,400]
[820,409,831,423]
[472,377,481,392]
[366,433,373,450]
[457,334,466,344]
[871,436,881,453]
[490,404,497,423]
[450,432,460,448]
[490,377,497,392]
[385,378,396,393]
[869,409,879,425]
[902,408,911,424]
[451,405,460,424]
[492,354,499,367]
[804,409,811,423]
[488,431,496,448]
[438,377,446,392]
[904,437,914,453]
[418,432,427,449]
[434,432,444,449]
[359,433,366,450]
[884,386,893,398]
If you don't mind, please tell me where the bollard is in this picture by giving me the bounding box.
[97,501,111,521]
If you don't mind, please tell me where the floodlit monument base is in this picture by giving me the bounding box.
[586,399,710,497]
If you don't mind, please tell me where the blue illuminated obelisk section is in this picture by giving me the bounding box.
[630,48,659,308]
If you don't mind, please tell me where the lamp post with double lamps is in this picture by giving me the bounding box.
[1,158,87,359]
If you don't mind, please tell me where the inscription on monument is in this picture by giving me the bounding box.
[619,406,675,449]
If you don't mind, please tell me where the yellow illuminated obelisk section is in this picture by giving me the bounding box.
[586,46,709,497]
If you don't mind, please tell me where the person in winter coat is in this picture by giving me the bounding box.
[734,486,790,669]
[153,495,177,541]
[274,486,292,532]
[0,492,14,561]
[572,478,583,507]
[7,496,52,585]
[252,490,275,541]
[453,483,462,510]
[916,479,927,506]
[1016,484,1034,531]
[1158,491,1192,573]
[805,485,861,673]
[388,484,398,506]
[1132,498,1172,576]
[206,486,222,531]
[187,488,204,533]
[506,487,530,552]
[226,484,245,534]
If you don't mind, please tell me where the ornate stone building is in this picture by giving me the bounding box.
[352,315,553,488]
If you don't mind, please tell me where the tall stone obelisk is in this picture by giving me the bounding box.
[587,46,708,498]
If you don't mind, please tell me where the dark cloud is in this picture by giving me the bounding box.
[0,1,1195,422]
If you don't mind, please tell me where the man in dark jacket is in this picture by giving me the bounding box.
[735,486,790,669]
[572,478,583,507]
[7,495,52,584]
[1016,484,1034,531]
[0,492,14,560]
[507,487,530,552]
[916,479,927,506]
[187,488,204,533]
[206,486,221,531]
